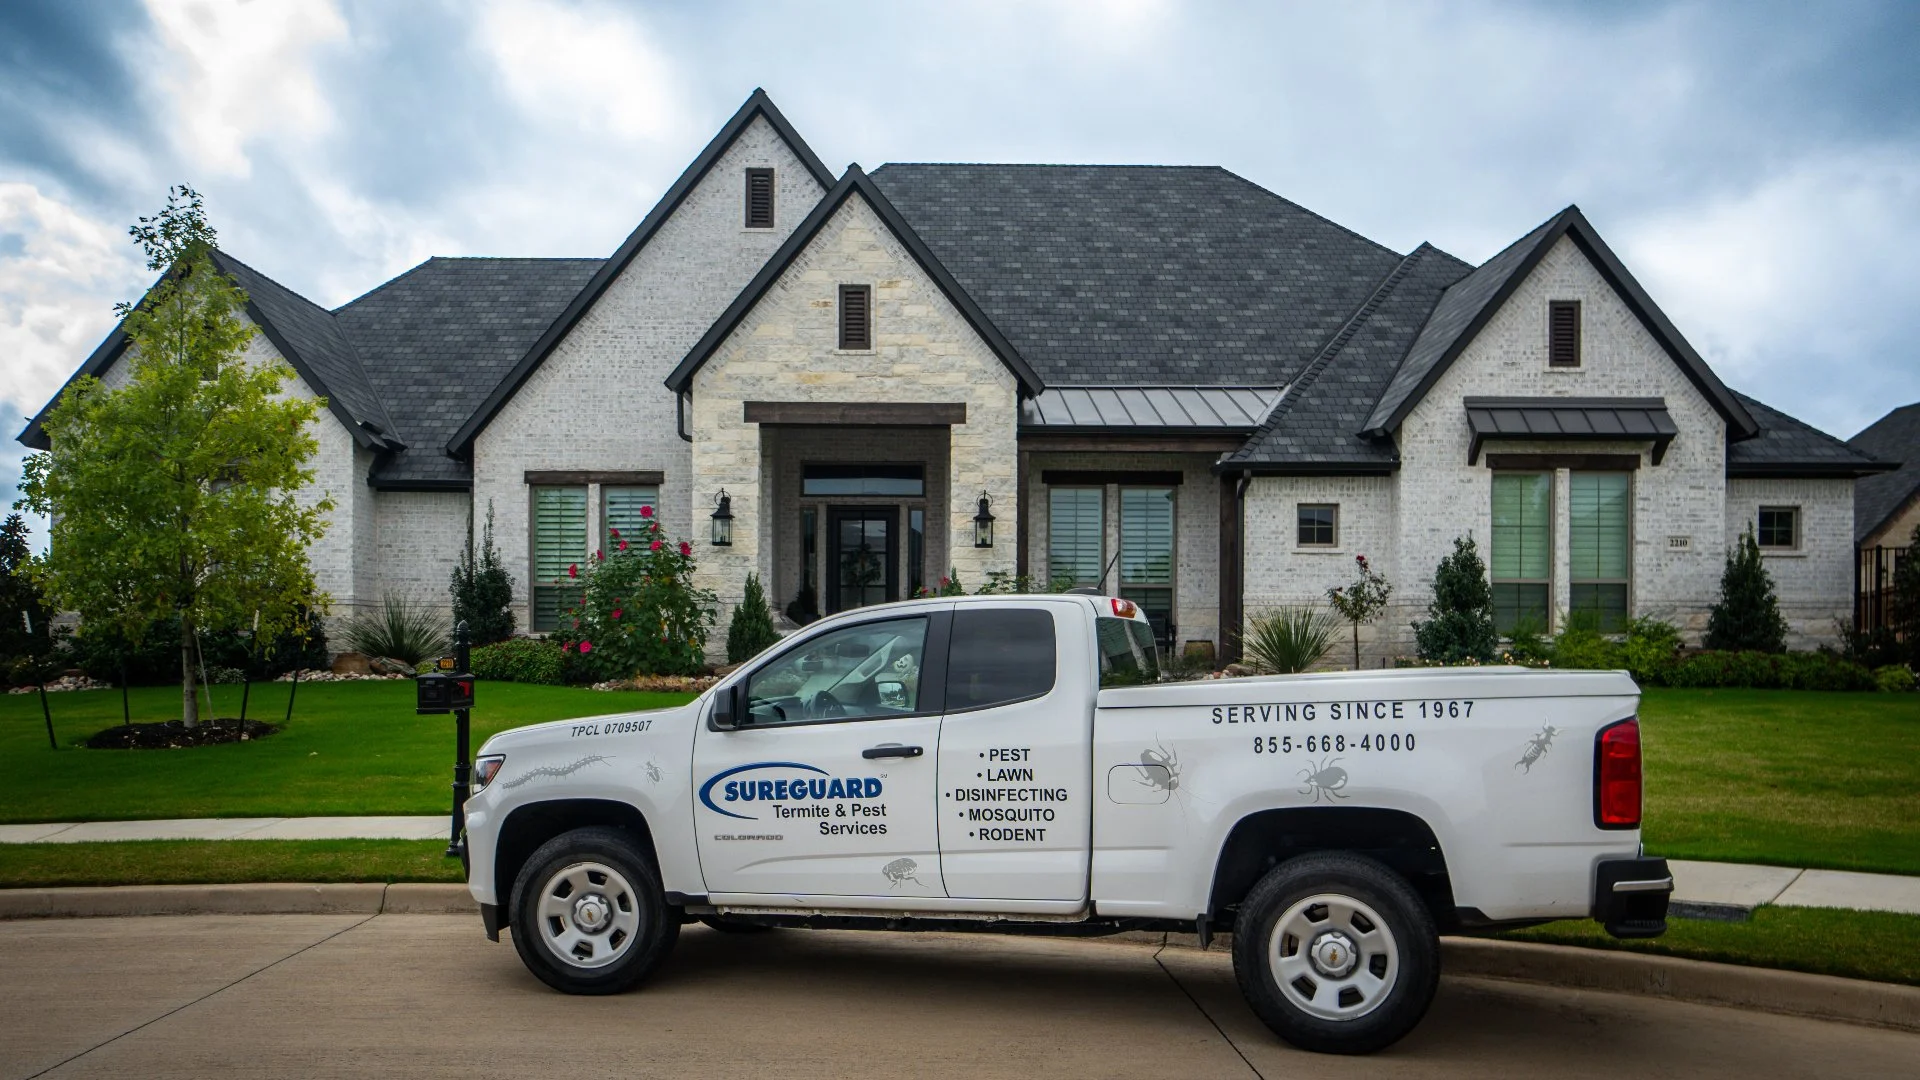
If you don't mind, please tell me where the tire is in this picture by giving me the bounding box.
[1231,852,1439,1055]
[698,916,776,934]
[509,826,680,995]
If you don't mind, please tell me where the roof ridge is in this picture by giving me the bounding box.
[873,162,1224,170]
[1222,247,1428,466]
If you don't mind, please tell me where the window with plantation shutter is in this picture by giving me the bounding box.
[1548,300,1582,367]
[1048,487,1103,588]
[602,485,658,550]
[838,284,871,350]
[531,485,587,632]
[1120,486,1175,647]
[1570,472,1630,630]
[1491,472,1551,634]
[744,168,775,228]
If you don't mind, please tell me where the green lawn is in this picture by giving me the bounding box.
[0,680,695,822]
[1637,688,1920,876]
[0,839,462,887]
[1498,907,1920,988]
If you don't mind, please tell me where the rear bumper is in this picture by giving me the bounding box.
[1593,856,1671,938]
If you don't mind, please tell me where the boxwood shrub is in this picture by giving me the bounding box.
[469,637,568,685]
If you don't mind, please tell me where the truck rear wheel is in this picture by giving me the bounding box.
[509,826,680,995]
[1231,852,1439,1054]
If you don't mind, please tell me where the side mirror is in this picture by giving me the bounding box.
[876,680,908,709]
[710,684,741,730]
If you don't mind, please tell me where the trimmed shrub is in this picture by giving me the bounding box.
[1874,665,1917,693]
[1245,606,1341,674]
[1661,650,1875,691]
[1618,616,1683,684]
[1705,526,1788,653]
[1503,616,1553,667]
[450,502,515,645]
[470,637,568,685]
[727,573,781,663]
[1549,611,1619,671]
[1414,537,1497,665]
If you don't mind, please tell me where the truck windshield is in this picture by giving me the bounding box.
[1097,616,1160,687]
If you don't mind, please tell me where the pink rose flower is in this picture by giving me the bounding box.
[651,540,663,551]
[609,528,620,539]
[678,541,691,556]
[561,641,574,653]
[567,563,578,578]
[596,549,604,561]
[617,540,628,551]
[611,608,623,619]
[640,505,654,518]
[579,640,592,654]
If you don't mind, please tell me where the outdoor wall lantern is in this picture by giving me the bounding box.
[973,492,995,548]
[710,489,734,547]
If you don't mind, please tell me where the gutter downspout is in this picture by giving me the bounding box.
[677,392,692,443]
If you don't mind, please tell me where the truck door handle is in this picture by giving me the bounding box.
[862,744,924,759]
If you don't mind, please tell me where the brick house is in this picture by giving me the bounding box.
[20,90,1893,663]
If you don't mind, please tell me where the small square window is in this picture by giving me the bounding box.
[1297,504,1337,547]
[1757,506,1799,549]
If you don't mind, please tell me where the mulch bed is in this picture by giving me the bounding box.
[85,719,282,750]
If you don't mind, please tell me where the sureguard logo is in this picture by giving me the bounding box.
[698,761,884,820]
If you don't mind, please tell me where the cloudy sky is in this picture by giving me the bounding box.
[3,0,1917,536]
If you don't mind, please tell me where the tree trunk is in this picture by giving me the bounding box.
[1351,622,1361,670]
[180,614,200,728]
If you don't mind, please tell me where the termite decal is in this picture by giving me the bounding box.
[501,755,613,790]
[1515,725,1558,774]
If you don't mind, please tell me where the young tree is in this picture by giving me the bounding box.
[451,501,515,645]
[18,186,332,725]
[1326,553,1392,669]
[0,514,53,668]
[1896,522,1920,668]
[726,573,780,663]
[1413,536,1498,664]
[1704,525,1788,653]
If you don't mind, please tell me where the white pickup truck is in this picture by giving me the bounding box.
[461,593,1670,1054]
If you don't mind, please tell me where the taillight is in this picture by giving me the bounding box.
[1111,598,1138,619]
[1594,718,1642,829]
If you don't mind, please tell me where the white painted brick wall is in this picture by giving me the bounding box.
[691,192,1020,644]
[472,115,827,632]
[1724,478,1853,648]
[372,490,470,618]
[1243,474,1395,667]
[1392,235,1730,650]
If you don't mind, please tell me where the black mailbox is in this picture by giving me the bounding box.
[416,672,475,715]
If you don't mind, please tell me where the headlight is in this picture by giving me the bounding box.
[473,754,506,791]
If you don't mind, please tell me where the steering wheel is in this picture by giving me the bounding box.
[806,690,847,719]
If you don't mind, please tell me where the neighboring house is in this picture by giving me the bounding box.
[20,90,1894,663]
[1850,403,1920,550]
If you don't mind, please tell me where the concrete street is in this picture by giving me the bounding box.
[1,915,1915,1079]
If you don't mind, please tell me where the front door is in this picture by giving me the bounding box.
[693,611,948,899]
[828,506,898,613]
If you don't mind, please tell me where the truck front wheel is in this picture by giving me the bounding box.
[509,826,680,995]
[1231,852,1439,1054]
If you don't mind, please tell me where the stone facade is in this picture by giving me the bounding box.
[688,191,1021,628]
[471,115,826,632]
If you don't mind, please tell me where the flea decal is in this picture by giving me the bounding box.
[1298,757,1350,802]
[500,755,612,789]
[1515,725,1558,773]
[881,858,929,890]
[1137,740,1180,792]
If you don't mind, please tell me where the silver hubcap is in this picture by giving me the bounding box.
[1268,892,1400,1021]
[536,861,641,970]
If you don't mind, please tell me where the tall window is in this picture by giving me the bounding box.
[744,168,775,228]
[602,484,658,549]
[531,486,587,632]
[1570,472,1631,631]
[1548,300,1582,367]
[1120,487,1175,646]
[838,284,872,350]
[1757,506,1799,550]
[1048,488,1104,589]
[1491,472,1551,634]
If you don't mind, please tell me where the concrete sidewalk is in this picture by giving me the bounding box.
[2,816,1917,916]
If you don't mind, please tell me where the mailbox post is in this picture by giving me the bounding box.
[416,620,475,859]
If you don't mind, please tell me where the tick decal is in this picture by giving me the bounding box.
[1515,725,1558,774]
[1298,757,1350,802]
[1137,740,1181,793]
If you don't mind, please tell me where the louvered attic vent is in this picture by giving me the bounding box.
[1549,300,1582,367]
[839,284,871,350]
[745,168,775,228]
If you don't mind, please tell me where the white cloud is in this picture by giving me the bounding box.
[141,0,350,177]
[475,0,687,142]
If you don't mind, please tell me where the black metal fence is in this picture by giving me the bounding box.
[1856,545,1911,635]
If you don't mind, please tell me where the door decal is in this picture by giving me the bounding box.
[698,760,883,820]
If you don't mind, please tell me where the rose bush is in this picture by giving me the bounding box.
[555,506,717,678]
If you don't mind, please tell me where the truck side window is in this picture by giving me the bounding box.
[1097,617,1160,687]
[945,609,1055,711]
[744,616,929,725]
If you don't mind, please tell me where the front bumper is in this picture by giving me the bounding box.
[1593,856,1672,939]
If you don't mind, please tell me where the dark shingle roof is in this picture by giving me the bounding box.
[211,251,396,447]
[1225,244,1473,471]
[1726,392,1892,484]
[1847,403,1920,543]
[334,257,604,486]
[868,165,1405,386]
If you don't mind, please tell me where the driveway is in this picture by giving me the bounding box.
[2,915,1915,1079]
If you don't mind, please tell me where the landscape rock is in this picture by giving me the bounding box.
[368,656,414,676]
[331,652,372,675]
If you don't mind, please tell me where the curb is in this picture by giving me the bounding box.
[3,887,1916,1033]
